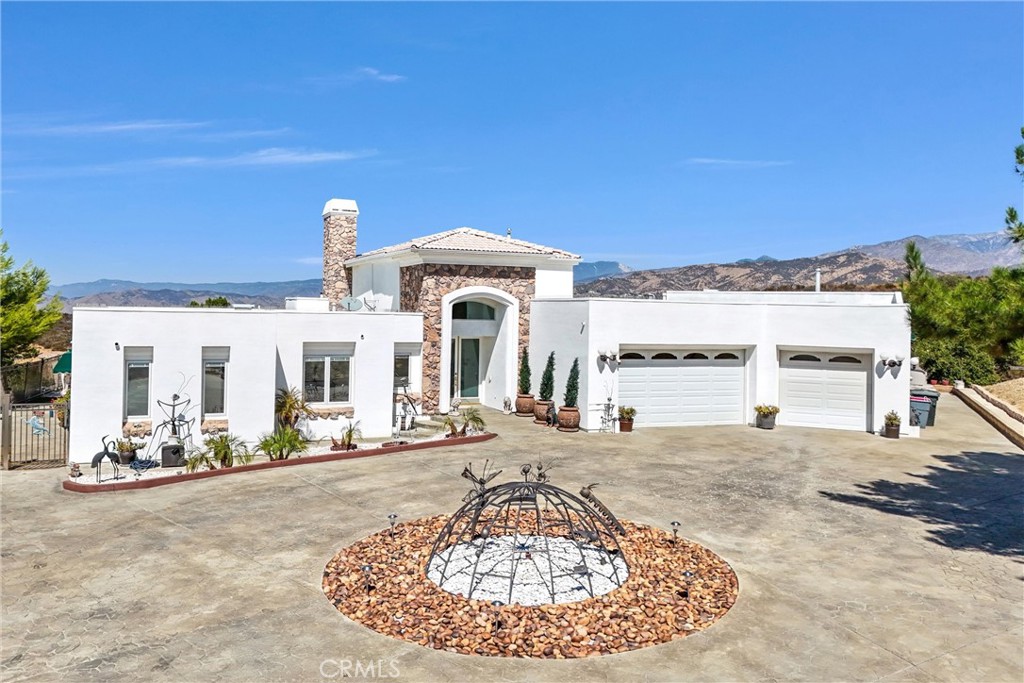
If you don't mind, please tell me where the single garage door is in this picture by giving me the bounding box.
[618,350,744,427]
[779,351,869,431]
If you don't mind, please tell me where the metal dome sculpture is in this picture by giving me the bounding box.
[425,461,630,606]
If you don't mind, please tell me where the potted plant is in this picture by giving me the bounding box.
[883,410,901,439]
[557,358,581,432]
[114,438,145,465]
[754,404,780,430]
[618,406,636,433]
[330,420,362,451]
[515,348,535,417]
[533,352,556,424]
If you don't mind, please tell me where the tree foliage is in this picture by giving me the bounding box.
[1005,127,1024,246]
[517,348,532,395]
[902,241,1024,383]
[188,296,231,307]
[538,352,556,401]
[1,231,63,366]
[563,357,580,408]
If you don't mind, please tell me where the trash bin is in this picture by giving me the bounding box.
[909,397,931,428]
[910,388,940,427]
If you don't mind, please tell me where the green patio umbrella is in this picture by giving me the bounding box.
[52,351,72,374]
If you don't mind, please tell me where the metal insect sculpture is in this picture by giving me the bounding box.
[461,459,502,503]
[579,483,627,535]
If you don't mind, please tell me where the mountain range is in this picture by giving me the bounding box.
[49,231,1020,309]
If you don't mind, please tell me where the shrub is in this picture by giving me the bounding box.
[914,337,999,385]
[884,410,901,427]
[1010,338,1024,367]
[442,407,486,437]
[754,404,780,417]
[618,406,636,421]
[204,433,252,468]
[274,387,315,430]
[518,348,532,395]
[256,427,308,461]
[539,352,556,401]
[563,358,580,408]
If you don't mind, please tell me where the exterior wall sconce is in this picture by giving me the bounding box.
[114,342,120,351]
[880,353,904,368]
[598,350,618,363]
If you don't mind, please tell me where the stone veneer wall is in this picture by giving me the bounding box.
[323,212,357,305]
[400,264,535,413]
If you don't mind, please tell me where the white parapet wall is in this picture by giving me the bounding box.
[69,306,423,462]
[530,291,911,434]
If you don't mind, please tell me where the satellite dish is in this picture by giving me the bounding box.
[338,296,363,311]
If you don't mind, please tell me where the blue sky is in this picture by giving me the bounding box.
[3,2,1022,286]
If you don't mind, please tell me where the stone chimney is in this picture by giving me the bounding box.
[322,198,359,305]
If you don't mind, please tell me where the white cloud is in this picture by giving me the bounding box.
[154,147,376,167]
[304,67,407,88]
[189,127,293,141]
[10,119,211,136]
[681,158,793,169]
[5,148,377,179]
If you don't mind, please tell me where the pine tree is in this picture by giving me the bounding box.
[563,357,580,408]
[1,231,63,366]
[538,352,555,401]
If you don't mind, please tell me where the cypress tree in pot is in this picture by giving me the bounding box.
[534,352,556,424]
[557,357,581,432]
[515,348,535,416]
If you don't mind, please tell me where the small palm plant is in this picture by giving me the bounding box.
[204,433,252,468]
[256,426,308,460]
[339,420,362,450]
[185,446,215,473]
[275,387,315,430]
[442,407,487,437]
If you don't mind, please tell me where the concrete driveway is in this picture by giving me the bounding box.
[2,396,1022,682]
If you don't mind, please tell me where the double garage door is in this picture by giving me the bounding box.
[618,350,744,427]
[779,351,870,431]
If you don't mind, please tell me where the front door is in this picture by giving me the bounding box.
[450,338,480,400]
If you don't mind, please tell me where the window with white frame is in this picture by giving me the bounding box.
[203,361,227,416]
[125,361,151,418]
[304,355,351,404]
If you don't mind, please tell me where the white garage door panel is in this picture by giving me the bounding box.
[619,351,744,427]
[780,354,868,431]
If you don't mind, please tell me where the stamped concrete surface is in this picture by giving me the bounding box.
[2,395,1022,682]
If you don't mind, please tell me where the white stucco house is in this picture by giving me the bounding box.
[67,198,912,463]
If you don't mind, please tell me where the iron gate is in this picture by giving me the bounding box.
[1,400,68,469]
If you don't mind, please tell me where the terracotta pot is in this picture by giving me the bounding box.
[515,394,536,417]
[929,379,938,385]
[883,424,900,439]
[117,451,137,465]
[756,414,776,430]
[619,419,634,433]
[533,400,553,425]
[556,406,580,432]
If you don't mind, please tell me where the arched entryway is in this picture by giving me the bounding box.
[439,287,519,413]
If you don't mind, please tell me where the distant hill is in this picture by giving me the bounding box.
[48,278,322,300]
[575,252,907,298]
[63,289,284,312]
[573,261,632,283]
[833,231,1020,275]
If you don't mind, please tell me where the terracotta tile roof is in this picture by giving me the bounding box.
[356,227,579,260]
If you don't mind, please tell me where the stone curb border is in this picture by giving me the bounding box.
[953,388,1024,451]
[61,433,498,494]
[971,385,1024,424]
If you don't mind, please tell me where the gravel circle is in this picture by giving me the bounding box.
[322,515,739,658]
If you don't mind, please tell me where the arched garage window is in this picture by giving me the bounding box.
[789,354,821,362]
[652,352,677,360]
[683,352,708,360]
[620,352,645,360]
[715,352,739,360]
[829,355,862,364]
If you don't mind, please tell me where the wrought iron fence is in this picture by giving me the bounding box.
[1,356,63,403]
[1,400,69,469]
